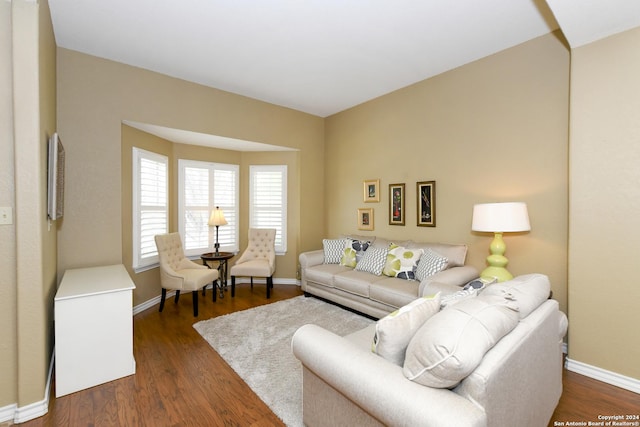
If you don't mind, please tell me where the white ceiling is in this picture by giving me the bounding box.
[48,0,640,147]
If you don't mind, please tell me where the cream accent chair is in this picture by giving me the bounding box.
[154,233,219,317]
[230,228,276,299]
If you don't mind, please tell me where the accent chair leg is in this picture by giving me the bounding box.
[231,276,236,297]
[192,290,198,317]
[250,277,254,289]
[174,290,180,304]
[266,276,273,299]
[159,288,167,312]
[212,280,217,302]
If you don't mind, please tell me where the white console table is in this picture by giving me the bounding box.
[55,264,136,397]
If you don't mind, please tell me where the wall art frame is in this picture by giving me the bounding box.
[363,179,380,203]
[417,181,436,227]
[389,183,405,225]
[358,208,374,231]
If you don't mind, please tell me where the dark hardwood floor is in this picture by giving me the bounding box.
[17,284,639,426]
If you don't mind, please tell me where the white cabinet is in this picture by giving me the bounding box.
[55,264,136,397]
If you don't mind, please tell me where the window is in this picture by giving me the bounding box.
[132,148,168,271]
[249,165,287,254]
[178,160,239,257]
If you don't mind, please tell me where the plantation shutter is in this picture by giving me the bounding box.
[249,165,287,253]
[133,148,168,271]
[178,160,239,257]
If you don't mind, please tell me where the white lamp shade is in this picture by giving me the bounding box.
[208,207,228,226]
[472,202,530,233]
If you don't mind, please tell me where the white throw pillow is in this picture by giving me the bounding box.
[355,246,388,275]
[415,249,448,281]
[323,238,347,264]
[382,244,424,280]
[403,294,519,388]
[372,293,441,366]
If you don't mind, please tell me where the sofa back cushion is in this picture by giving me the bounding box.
[403,294,519,388]
[481,273,551,319]
[406,242,467,267]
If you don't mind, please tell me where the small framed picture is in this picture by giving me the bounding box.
[389,183,405,225]
[363,179,380,203]
[358,208,374,231]
[417,181,436,227]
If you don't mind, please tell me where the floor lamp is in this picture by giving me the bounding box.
[471,202,530,282]
[208,206,228,256]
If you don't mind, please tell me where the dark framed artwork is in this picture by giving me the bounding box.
[417,181,436,227]
[358,208,374,231]
[389,183,405,225]
[363,179,380,203]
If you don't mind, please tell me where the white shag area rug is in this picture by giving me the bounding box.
[193,296,374,426]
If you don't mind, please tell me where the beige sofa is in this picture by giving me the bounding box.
[292,274,568,427]
[299,235,479,318]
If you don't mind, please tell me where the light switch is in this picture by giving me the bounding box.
[0,207,13,225]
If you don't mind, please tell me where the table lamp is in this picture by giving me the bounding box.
[471,202,530,282]
[208,206,228,256]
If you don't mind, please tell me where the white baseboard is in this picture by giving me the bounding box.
[0,403,17,423]
[1,349,54,423]
[566,357,640,394]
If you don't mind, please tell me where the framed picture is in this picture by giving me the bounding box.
[363,179,380,203]
[357,208,374,231]
[389,183,405,225]
[417,181,436,227]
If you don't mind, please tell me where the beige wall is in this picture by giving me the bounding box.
[58,49,324,305]
[2,0,57,411]
[325,32,571,313]
[568,27,640,379]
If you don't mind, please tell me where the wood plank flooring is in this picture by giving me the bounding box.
[16,284,639,426]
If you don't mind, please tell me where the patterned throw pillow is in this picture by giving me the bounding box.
[340,246,357,267]
[383,244,424,280]
[323,238,347,264]
[340,238,371,267]
[372,293,441,366]
[415,249,448,281]
[355,246,388,275]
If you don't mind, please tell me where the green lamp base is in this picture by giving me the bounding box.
[480,265,513,282]
[480,232,514,283]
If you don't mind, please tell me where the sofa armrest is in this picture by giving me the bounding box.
[292,324,485,427]
[419,265,479,296]
[299,249,325,269]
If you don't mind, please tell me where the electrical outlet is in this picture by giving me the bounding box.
[0,207,13,225]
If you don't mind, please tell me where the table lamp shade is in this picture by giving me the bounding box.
[472,202,530,233]
[208,207,228,227]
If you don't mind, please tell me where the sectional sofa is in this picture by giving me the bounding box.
[293,273,568,426]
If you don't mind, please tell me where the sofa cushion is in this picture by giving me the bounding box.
[415,249,448,281]
[369,277,421,309]
[323,238,347,264]
[481,273,551,319]
[407,242,468,267]
[372,293,441,366]
[334,270,384,297]
[305,263,352,287]
[403,294,519,388]
[383,244,424,280]
[355,246,388,276]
